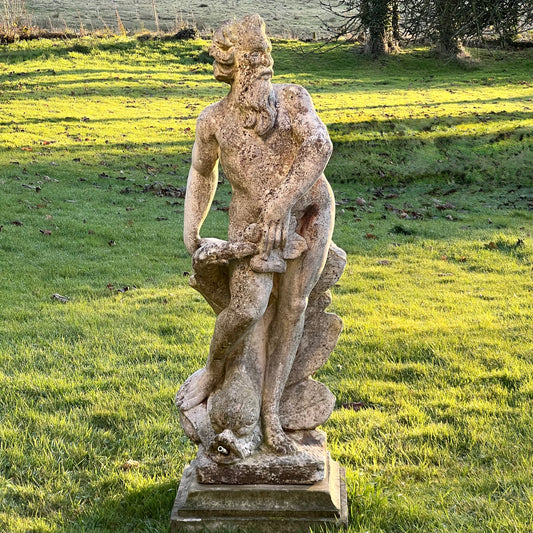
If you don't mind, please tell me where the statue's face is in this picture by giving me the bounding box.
[236,45,273,82]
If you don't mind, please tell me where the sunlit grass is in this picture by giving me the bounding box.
[0,37,532,532]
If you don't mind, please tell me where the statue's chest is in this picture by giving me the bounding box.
[217,122,296,174]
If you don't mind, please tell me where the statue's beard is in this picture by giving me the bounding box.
[235,76,277,137]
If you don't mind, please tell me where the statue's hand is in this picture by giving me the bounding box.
[261,202,290,259]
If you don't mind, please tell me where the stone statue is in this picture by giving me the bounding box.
[175,14,346,484]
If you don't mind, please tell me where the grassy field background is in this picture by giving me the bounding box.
[0,37,532,532]
[25,1,335,38]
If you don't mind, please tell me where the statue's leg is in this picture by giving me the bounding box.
[177,260,273,411]
[262,205,333,454]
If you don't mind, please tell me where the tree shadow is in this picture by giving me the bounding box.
[61,480,178,533]
[326,109,533,184]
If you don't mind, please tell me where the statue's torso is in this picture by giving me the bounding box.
[208,84,330,235]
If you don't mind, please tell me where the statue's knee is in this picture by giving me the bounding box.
[232,303,264,327]
[287,297,307,317]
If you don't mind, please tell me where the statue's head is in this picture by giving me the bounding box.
[209,14,273,85]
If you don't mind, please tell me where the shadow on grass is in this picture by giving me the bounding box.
[329,125,533,184]
[67,480,177,533]
[0,37,211,63]
[0,70,222,103]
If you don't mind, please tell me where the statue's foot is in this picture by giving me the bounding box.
[264,421,297,455]
[175,368,215,411]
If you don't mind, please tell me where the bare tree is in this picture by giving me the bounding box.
[323,0,533,58]
[362,0,400,54]
[321,0,400,55]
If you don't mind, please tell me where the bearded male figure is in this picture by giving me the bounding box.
[176,15,345,462]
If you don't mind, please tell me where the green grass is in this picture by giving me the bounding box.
[0,37,532,532]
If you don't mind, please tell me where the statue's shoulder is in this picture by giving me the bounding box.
[274,83,312,105]
[195,101,223,141]
[274,84,316,118]
[197,101,223,125]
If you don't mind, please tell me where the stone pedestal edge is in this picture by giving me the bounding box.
[170,455,348,532]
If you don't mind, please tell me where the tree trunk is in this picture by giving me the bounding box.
[495,0,519,46]
[434,0,462,57]
[391,0,401,42]
[362,0,400,56]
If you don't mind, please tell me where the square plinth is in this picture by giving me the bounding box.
[170,454,348,533]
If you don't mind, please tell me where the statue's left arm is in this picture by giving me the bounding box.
[263,85,332,252]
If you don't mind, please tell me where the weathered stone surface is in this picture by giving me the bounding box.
[174,15,346,509]
[287,312,343,387]
[170,454,348,532]
[310,242,347,298]
[280,379,336,431]
[196,430,327,485]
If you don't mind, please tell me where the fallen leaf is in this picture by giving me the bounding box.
[378,260,391,265]
[121,460,140,471]
[365,233,377,239]
[11,220,23,226]
[23,184,41,192]
[116,286,136,293]
[40,229,52,235]
[485,241,498,250]
[51,293,70,303]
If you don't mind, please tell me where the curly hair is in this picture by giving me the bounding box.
[209,14,271,83]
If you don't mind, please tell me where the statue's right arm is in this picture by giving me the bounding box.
[183,109,220,255]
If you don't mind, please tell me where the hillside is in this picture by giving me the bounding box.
[26,0,336,38]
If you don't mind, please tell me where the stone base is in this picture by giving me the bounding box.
[170,454,348,533]
[196,430,327,485]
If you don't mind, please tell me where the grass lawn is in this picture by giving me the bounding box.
[0,36,532,532]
